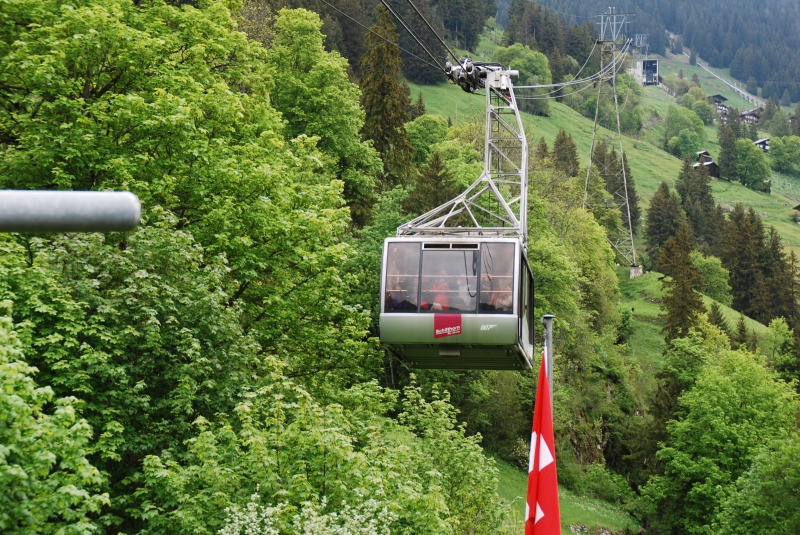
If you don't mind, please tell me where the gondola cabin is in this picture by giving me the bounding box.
[380,237,534,370]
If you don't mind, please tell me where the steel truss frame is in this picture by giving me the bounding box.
[397,69,528,249]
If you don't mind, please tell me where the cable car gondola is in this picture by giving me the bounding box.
[380,62,535,370]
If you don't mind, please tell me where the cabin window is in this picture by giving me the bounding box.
[385,242,420,312]
[420,250,479,313]
[479,243,515,314]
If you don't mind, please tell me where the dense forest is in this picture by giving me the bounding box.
[525,0,800,102]
[2,1,800,535]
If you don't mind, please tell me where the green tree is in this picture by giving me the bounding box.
[689,50,696,65]
[664,105,706,148]
[403,152,460,215]
[692,100,715,125]
[620,152,641,236]
[535,136,550,162]
[0,2,377,529]
[410,91,427,119]
[735,138,771,190]
[676,156,715,242]
[707,301,732,337]
[0,316,108,535]
[761,97,779,125]
[770,109,792,137]
[667,128,701,158]
[394,0,445,84]
[717,434,800,535]
[720,205,766,317]
[406,113,449,164]
[493,43,552,116]
[769,135,800,172]
[718,123,738,180]
[795,102,800,135]
[266,8,381,225]
[780,88,792,108]
[645,182,686,261]
[746,76,758,95]
[690,251,733,305]
[643,349,799,534]
[658,222,706,342]
[552,129,580,177]
[360,5,415,187]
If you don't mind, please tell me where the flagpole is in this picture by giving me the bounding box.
[541,314,555,407]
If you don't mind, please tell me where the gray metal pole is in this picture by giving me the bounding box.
[0,191,140,233]
[541,314,555,403]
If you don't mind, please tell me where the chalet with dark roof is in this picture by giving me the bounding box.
[741,107,763,125]
[754,138,770,153]
[693,151,720,179]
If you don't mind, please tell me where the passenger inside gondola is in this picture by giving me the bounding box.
[422,269,450,310]
[479,242,514,313]
[385,242,420,312]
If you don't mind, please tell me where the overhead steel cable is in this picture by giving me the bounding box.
[316,0,442,70]
[514,40,631,91]
[399,0,461,66]
[377,0,447,72]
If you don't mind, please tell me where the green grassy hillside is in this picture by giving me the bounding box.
[617,266,768,389]
[408,78,800,250]
[496,457,640,535]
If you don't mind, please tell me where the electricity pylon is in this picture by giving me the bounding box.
[583,8,642,278]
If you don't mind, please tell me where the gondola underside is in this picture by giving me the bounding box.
[386,343,530,370]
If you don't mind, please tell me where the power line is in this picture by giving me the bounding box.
[316,0,442,70]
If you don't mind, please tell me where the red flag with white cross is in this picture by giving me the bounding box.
[525,348,561,535]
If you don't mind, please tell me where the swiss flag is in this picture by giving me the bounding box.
[525,348,561,535]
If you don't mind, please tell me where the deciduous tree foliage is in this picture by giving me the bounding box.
[0,316,108,535]
[265,8,382,225]
[643,348,799,534]
[0,3,512,533]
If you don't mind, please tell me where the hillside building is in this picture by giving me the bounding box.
[741,107,763,125]
[754,138,770,153]
[634,59,660,86]
[693,150,720,179]
[708,94,730,116]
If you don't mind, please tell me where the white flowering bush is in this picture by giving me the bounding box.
[219,493,396,535]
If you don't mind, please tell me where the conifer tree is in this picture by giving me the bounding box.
[718,123,738,181]
[733,313,749,350]
[746,77,758,95]
[403,152,459,215]
[360,5,415,187]
[552,129,579,177]
[395,0,444,84]
[676,156,715,242]
[621,152,640,235]
[720,205,766,317]
[794,103,800,136]
[727,107,743,139]
[660,222,706,342]
[761,98,778,125]
[410,91,427,120]
[535,136,550,162]
[781,89,792,108]
[705,205,728,257]
[645,182,686,262]
[708,301,731,338]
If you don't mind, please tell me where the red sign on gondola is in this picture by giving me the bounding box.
[434,314,462,338]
